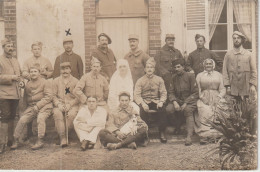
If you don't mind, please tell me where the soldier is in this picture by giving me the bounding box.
[155,34,184,91]
[73,57,109,109]
[73,96,107,151]
[134,57,168,143]
[186,34,221,76]
[222,31,257,134]
[166,58,199,146]
[124,34,150,84]
[22,41,53,80]
[99,91,148,150]
[0,38,22,153]
[11,63,53,150]
[52,62,79,147]
[53,37,83,79]
[91,33,116,80]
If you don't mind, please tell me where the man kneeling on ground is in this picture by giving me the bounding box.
[99,91,148,150]
[11,63,53,150]
[73,96,107,151]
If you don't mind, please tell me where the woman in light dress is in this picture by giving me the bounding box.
[194,58,226,144]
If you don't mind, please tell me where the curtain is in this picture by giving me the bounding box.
[233,0,253,42]
[209,0,226,41]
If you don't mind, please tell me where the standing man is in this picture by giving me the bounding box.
[73,96,107,151]
[186,34,221,76]
[166,58,199,146]
[53,37,83,80]
[0,38,22,153]
[155,34,184,91]
[10,63,53,150]
[222,31,257,133]
[91,33,116,80]
[73,57,109,108]
[124,34,150,84]
[52,62,79,147]
[99,91,148,150]
[22,41,53,80]
[134,57,168,143]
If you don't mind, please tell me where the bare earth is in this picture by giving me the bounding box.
[0,119,221,170]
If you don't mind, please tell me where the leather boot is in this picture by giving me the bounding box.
[60,135,67,148]
[0,122,8,154]
[7,120,14,147]
[159,131,167,143]
[10,137,19,150]
[185,116,194,146]
[31,138,44,150]
[127,142,137,149]
[81,140,88,151]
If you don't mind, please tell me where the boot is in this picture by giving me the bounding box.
[60,136,67,148]
[10,138,19,150]
[31,138,44,150]
[0,122,8,154]
[7,120,14,146]
[81,140,88,151]
[159,131,167,143]
[127,142,137,149]
[185,116,194,146]
[107,143,121,150]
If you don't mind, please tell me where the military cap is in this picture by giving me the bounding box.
[31,41,43,49]
[195,34,206,41]
[63,36,73,43]
[119,91,131,98]
[60,62,71,68]
[1,38,13,46]
[91,56,101,66]
[128,34,139,40]
[29,63,41,71]
[146,57,156,67]
[98,33,112,44]
[165,34,175,40]
[172,58,185,67]
[233,31,246,39]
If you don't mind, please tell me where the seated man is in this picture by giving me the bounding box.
[52,62,79,147]
[73,96,107,151]
[166,58,199,146]
[11,63,53,150]
[73,57,109,109]
[134,57,168,143]
[99,91,148,150]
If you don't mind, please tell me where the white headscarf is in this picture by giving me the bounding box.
[202,58,215,75]
[108,59,134,110]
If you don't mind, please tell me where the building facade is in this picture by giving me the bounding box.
[0,0,258,72]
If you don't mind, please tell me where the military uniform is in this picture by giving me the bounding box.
[166,70,199,145]
[155,35,184,91]
[99,104,148,148]
[13,77,53,149]
[53,73,79,144]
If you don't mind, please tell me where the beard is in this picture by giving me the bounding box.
[234,42,242,48]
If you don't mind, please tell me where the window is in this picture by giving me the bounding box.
[209,0,255,59]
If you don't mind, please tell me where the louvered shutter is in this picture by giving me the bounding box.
[186,0,206,30]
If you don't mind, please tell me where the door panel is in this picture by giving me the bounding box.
[96,18,148,59]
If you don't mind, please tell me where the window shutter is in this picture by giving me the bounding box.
[186,0,205,30]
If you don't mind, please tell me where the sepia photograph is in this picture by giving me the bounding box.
[0,0,258,170]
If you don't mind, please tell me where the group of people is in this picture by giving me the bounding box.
[0,30,257,153]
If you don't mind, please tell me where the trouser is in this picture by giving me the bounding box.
[0,99,19,145]
[166,102,196,137]
[139,102,167,132]
[14,106,52,139]
[99,127,147,147]
[53,106,78,137]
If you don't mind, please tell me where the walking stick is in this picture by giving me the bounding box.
[63,111,69,144]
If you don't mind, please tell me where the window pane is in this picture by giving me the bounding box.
[233,24,252,49]
[212,51,226,73]
[210,25,228,50]
[218,0,227,23]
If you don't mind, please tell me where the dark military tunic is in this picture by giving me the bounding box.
[91,45,116,80]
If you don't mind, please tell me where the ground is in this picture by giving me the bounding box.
[0,118,222,170]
